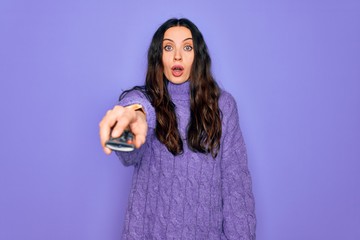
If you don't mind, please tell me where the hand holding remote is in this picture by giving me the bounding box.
[99,105,147,154]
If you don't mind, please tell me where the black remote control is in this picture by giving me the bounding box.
[105,130,135,152]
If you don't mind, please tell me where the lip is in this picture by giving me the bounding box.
[171,65,184,77]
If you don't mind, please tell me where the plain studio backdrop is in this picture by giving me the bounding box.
[0,0,359,239]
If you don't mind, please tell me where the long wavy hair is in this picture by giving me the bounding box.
[121,18,222,158]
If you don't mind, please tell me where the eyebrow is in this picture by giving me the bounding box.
[163,37,193,42]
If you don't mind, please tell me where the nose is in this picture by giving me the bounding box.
[174,49,182,61]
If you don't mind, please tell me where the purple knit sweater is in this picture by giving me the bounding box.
[116,81,256,240]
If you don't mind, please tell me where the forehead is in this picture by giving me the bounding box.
[163,26,192,41]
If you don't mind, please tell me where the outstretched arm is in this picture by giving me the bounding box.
[99,89,155,166]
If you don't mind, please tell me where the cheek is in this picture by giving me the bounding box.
[187,53,194,65]
[187,56,194,70]
[162,53,171,66]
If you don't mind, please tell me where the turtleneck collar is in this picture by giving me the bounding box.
[167,80,190,101]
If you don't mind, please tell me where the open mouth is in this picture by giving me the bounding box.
[171,65,184,77]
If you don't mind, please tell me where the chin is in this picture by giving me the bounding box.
[167,77,189,84]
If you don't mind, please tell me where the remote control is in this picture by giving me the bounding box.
[105,130,135,152]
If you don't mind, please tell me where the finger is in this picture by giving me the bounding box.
[133,126,148,148]
[111,120,129,138]
[99,119,112,149]
[111,109,136,138]
[134,134,146,149]
[99,128,112,155]
[99,117,113,154]
[128,111,148,148]
[99,107,123,147]
[103,146,112,155]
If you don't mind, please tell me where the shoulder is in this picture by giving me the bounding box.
[218,89,241,132]
[219,89,238,115]
[119,86,148,101]
[118,86,151,107]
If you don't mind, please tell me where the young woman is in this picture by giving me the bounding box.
[99,18,256,239]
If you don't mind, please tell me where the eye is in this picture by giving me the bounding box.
[184,45,193,51]
[164,45,173,51]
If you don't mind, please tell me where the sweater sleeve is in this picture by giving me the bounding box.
[114,89,156,166]
[220,92,256,240]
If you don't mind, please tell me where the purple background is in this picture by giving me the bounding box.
[1,0,359,239]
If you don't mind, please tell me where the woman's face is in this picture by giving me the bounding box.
[162,26,194,84]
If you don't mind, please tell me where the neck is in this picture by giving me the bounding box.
[167,80,190,101]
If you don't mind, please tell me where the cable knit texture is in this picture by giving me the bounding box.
[116,81,256,239]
